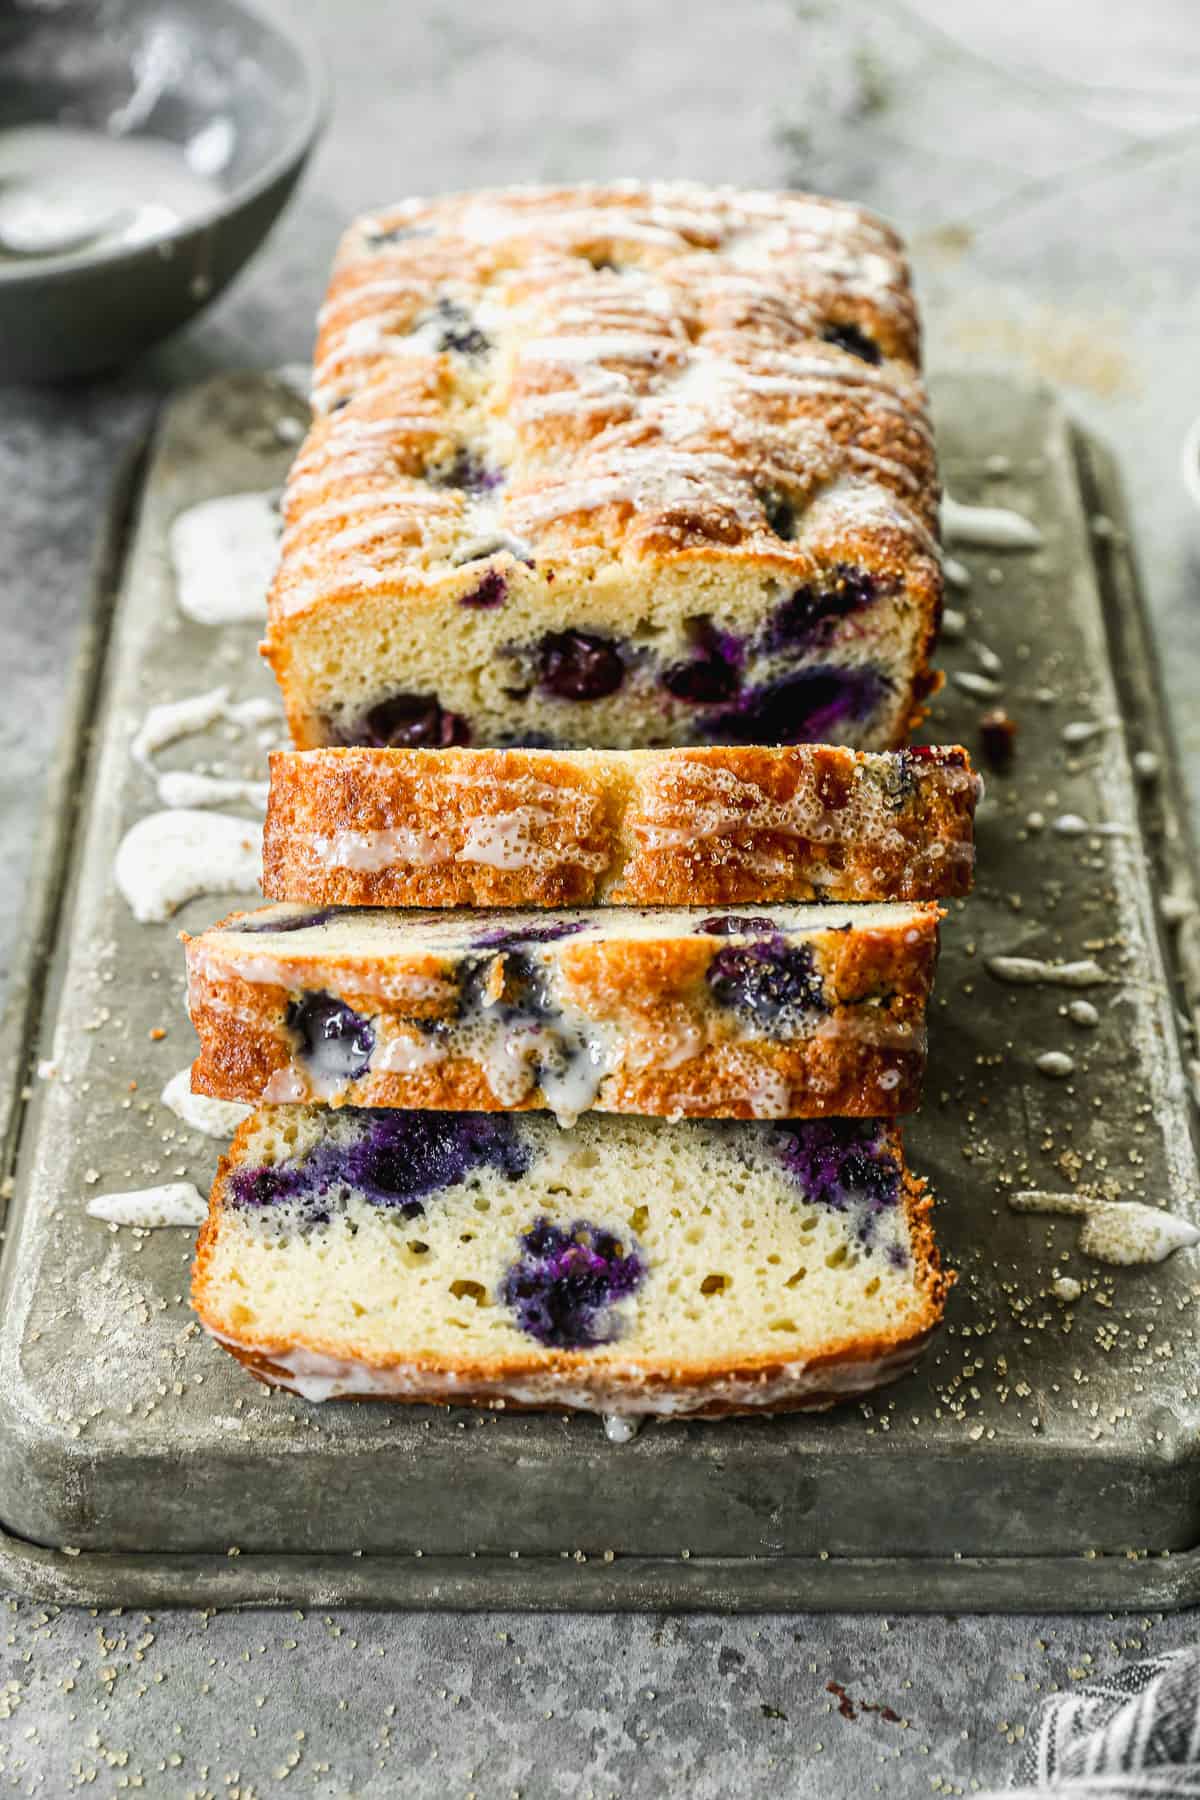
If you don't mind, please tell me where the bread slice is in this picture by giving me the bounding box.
[263,743,977,909]
[265,183,942,756]
[184,901,940,1123]
[193,1106,950,1416]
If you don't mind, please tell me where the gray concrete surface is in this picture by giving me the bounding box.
[3,0,1200,1792]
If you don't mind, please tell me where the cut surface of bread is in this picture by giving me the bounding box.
[265,182,942,755]
[185,901,941,1122]
[263,743,977,908]
[193,1106,950,1415]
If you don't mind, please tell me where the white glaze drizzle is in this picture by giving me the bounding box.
[114,811,262,923]
[157,772,269,811]
[131,689,282,781]
[1010,1192,1200,1266]
[161,1068,251,1139]
[262,1067,308,1104]
[373,1033,449,1075]
[304,800,608,878]
[941,493,1043,550]
[602,1414,643,1443]
[131,688,231,765]
[308,827,444,871]
[87,1182,206,1229]
[985,956,1107,988]
[522,331,679,366]
[170,491,281,624]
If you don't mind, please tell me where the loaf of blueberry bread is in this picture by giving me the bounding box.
[185,901,940,1123]
[263,743,977,909]
[265,182,942,755]
[192,1106,950,1414]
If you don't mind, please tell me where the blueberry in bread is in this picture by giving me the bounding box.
[184,900,941,1123]
[192,1106,950,1415]
[265,183,941,754]
[263,742,977,909]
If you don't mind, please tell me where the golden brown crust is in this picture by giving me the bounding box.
[262,744,977,908]
[191,1035,926,1121]
[184,903,941,1119]
[318,183,922,389]
[269,389,939,618]
[192,1135,952,1414]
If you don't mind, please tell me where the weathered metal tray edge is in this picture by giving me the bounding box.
[2,390,1199,1612]
[1070,426,1200,1083]
[0,442,146,1184]
[0,1534,1197,1614]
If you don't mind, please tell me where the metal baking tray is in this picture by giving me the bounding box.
[2,370,1198,1611]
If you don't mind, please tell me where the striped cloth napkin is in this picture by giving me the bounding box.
[980,1647,1200,1796]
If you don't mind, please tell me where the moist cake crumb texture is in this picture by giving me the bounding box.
[193,1107,949,1413]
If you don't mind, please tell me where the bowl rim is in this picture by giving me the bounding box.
[0,0,329,288]
[1181,411,1200,513]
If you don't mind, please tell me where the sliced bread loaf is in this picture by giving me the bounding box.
[262,743,977,908]
[193,1106,950,1416]
[185,901,940,1123]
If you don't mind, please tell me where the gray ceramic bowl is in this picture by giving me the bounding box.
[0,0,326,382]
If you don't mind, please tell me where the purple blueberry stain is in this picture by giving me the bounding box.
[229,1109,532,1224]
[884,744,969,811]
[228,1154,334,1226]
[537,630,626,702]
[428,296,492,357]
[705,665,888,744]
[234,908,340,935]
[427,446,504,494]
[287,993,375,1083]
[471,920,588,950]
[346,1111,529,1209]
[501,1218,645,1348]
[348,692,471,749]
[661,659,738,704]
[697,914,779,937]
[458,947,552,1024]
[821,321,882,365]
[706,937,827,1032]
[661,617,743,705]
[768,567,880,652]
[458,569,508,609]
[770,1119,901,1246]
